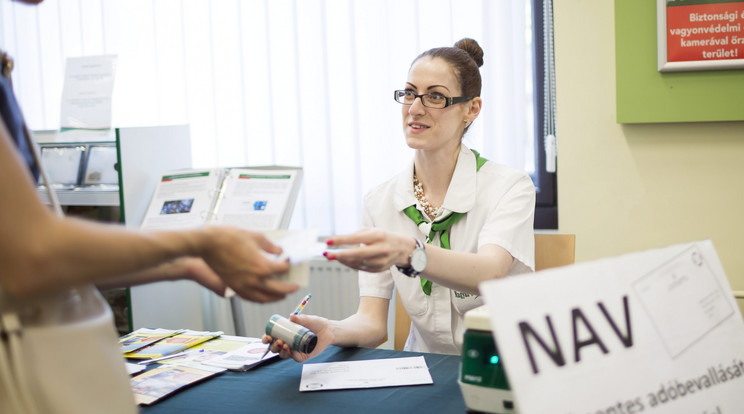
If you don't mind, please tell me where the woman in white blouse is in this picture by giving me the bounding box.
[268,38,536,358]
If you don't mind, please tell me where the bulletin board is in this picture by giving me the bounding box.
[615,0,744,123]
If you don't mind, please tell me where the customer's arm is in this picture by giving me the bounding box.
[95,257,227,295]
[0,121,297,302]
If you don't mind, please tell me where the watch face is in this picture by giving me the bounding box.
[410,249,427,272]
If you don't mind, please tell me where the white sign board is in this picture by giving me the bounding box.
[480,240,744,414]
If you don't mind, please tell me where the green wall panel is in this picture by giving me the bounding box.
[615,0,744,123]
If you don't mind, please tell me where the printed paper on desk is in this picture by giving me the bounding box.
[299,356,433,392]
[479,240,744,414]
[200,339,277,371]
[155,335,277,370]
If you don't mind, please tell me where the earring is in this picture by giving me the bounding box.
[464,120,471,128]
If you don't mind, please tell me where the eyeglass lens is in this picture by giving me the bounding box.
[396,91,447,108]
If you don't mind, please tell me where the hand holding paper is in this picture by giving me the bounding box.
[225,229,324,298]
[201,227,295,302]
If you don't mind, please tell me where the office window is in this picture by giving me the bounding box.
[532,0,558,229]
[1,0,557,233]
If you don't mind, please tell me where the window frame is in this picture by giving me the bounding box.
[530,0,558,230]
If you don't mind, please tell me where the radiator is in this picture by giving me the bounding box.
[232,259,361,337]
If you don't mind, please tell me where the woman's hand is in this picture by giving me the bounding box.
[262,314,335,363]
[324,228,416,272]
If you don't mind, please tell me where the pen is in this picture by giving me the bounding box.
[292,294,312,316]
[261,293,313,359]
[137,349,204,365]
[260,341,274,360]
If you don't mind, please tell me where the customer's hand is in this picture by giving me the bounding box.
[262,314,334,362]
[167,257,227,295]
[201,227,298,302]
[324,228,414,272]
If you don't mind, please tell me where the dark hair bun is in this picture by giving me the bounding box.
[454,38,484,67]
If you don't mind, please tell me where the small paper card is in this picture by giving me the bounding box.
[266,228,326,287]
[299,356,433,392]
[479,240,744,414]
[224,229,324,297]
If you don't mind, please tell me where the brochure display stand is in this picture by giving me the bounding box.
[136,165,303,336]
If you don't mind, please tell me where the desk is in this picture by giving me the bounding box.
[140,345,467,413]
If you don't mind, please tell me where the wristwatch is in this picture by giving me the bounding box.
[396,238,427,278]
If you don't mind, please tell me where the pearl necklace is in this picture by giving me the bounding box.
[413,173,441,219]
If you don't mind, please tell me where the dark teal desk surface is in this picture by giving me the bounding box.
[140,345,467,413]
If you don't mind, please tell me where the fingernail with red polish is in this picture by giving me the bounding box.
[326,239,334,246]
[327,254,337,261]
[322,251,328,257]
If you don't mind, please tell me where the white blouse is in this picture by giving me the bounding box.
[359,145,536,354]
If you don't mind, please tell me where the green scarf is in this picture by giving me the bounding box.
[402,149,488,295]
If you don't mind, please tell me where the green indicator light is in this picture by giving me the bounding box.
[490,355,499,364]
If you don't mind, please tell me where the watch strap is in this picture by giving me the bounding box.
[396,238,425,278]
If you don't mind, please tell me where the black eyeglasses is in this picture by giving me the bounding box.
[393,89,474,109]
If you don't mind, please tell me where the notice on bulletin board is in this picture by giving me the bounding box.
[658,0,744,71]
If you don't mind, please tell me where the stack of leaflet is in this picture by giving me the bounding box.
[120,328,222,359]
[120,329,279,406]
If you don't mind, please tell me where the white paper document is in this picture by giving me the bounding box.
[479,240,744,414]
[60,55,117,129]
[199,338,277,371]
[299,356,433,392]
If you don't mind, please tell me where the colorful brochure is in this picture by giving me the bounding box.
[119,328,185,354]
[131,364,225,405]
[139,167,301,231]
[124,330,222,360]
[156,335,275,369]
